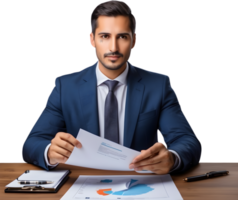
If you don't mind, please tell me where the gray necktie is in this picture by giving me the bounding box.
[104,80,119,143]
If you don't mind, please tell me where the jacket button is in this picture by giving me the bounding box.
[33,161,38,165]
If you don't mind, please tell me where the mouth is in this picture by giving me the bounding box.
[107,56,120,61]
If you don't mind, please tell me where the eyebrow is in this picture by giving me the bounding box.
[98,32,130,36]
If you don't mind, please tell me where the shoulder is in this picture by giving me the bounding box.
[59,65,95,80]
[54,63,97,85]
[132,64,170,84]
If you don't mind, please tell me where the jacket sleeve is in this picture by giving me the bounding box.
[157,76,202,173]
[22,77,66,170]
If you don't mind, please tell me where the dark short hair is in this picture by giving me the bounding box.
[91,0,136,37]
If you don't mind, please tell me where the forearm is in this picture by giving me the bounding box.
[168,134,201,173]
[23,136,52,171]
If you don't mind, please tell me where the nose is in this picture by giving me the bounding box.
[109,36,118,53]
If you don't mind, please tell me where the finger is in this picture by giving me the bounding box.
[131,153,146,164]
[53,145,72,159]
[134,150,174,174]
[141,150,155,158]
[129,150,146,167]
[134,163,159,172]
[56,138,75,152]
[132,143,164,163]
[48,143,70,165]
[153,164,171,174]
[51,151,68,164]
[133,155,162,168]
[130,151,173,173]
[153,168,170,175]
[129,150,146,166]
[59,133,82,148]
[133,154,162,171]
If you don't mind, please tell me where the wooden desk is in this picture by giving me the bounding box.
[0,163,237,199]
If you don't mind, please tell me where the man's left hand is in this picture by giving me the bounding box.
[129,142,175,174]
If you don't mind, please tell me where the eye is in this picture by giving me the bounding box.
[102,35,109,39]
[101,35,127,39]
[120,35,127,39]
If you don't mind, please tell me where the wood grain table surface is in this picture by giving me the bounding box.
[0,163,237,200]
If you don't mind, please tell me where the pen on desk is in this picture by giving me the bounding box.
[184,170,229,182]
[18,180,53,184]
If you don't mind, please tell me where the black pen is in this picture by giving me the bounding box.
[18,180,53,184]
[184,170,229,182]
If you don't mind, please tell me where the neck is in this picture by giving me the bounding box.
[98,62,126,80]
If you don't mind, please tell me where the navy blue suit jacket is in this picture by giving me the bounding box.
[23,62,201,173]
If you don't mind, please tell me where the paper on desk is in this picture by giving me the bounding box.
[81,178,132,192]
[6,170,69,189]
[61,175,183,200]
[65,129,152,173]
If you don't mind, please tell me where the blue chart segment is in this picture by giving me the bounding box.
[97,179,154,196]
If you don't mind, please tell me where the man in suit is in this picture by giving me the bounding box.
[23,1,201,174]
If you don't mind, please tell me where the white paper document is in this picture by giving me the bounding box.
[60,175,183,200]
[6,170,69,189]
[65,129,152,173]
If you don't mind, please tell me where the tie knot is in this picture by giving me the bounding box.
[104,80,119,92]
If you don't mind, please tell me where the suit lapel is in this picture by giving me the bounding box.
[78,62,100,136]
[123,62,144,148]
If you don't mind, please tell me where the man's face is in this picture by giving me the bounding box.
[90,15,136,71]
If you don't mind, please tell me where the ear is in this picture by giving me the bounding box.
[132,33,138,50]
[90,33,96,48]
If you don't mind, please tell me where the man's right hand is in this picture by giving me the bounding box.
[47,132,82,165]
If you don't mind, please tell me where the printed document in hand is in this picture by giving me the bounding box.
[65,129,152,173]
[60,175,183,200]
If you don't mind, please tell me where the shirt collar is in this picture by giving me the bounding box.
[96,61,129,86]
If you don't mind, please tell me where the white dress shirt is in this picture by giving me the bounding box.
[44,61,181,172]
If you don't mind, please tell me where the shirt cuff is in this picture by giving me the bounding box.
[168,149,181,173]
[44,143,59,168]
